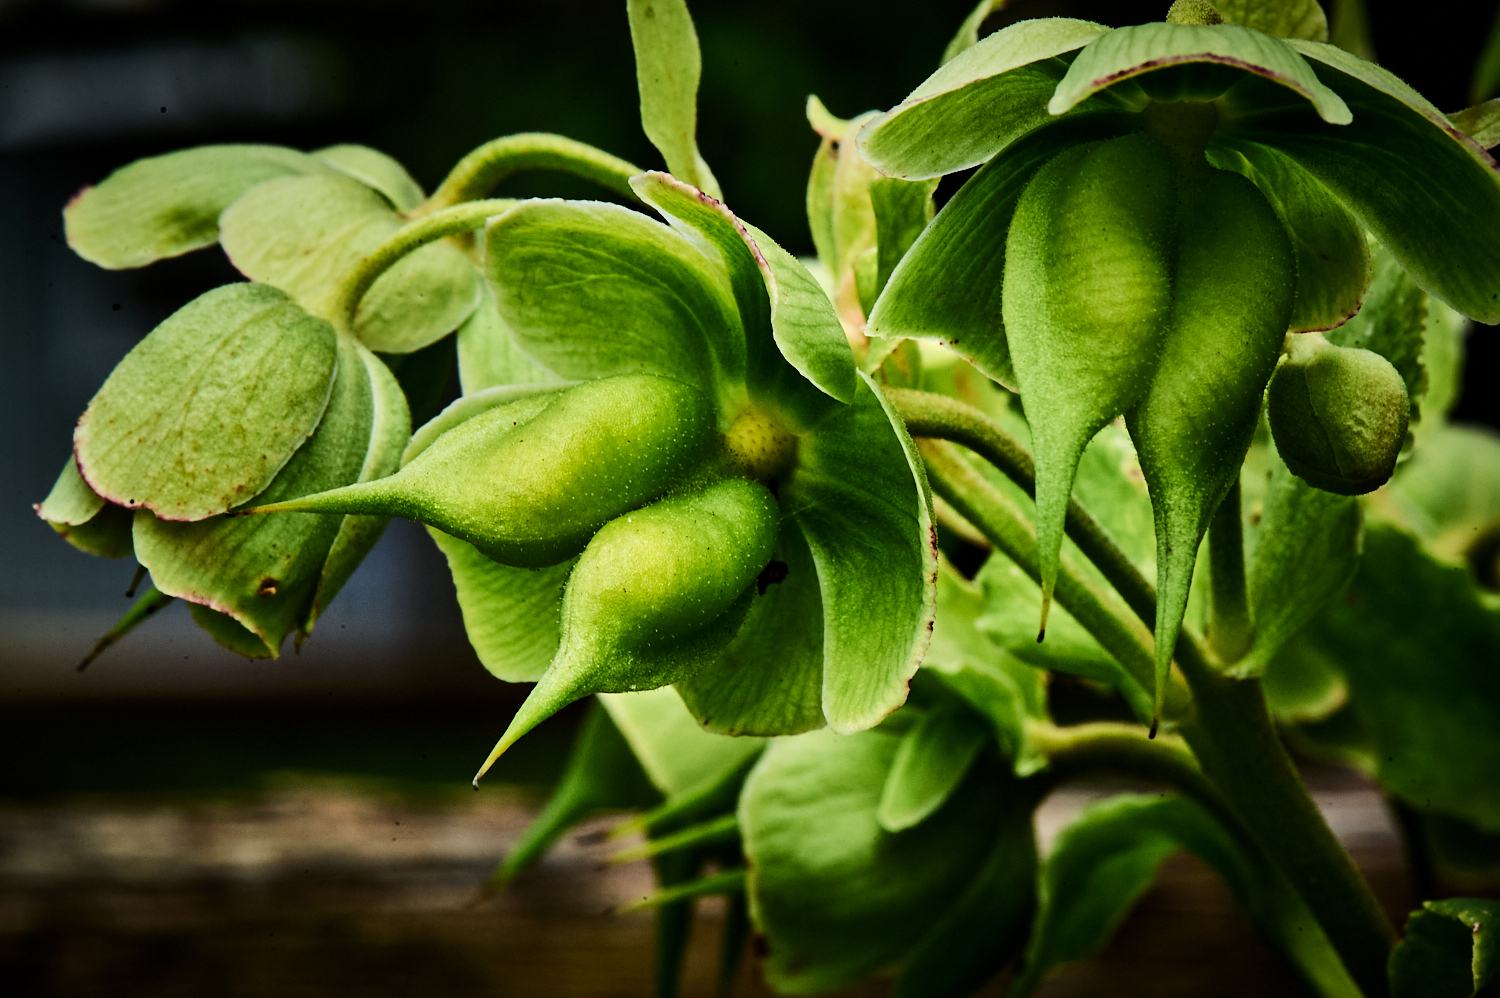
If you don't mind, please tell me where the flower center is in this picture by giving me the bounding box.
[1143,99,1220,171]
[723,406,798,484]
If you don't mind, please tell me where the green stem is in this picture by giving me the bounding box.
[418,133,643,213]
[329,198,517,334]
[1208,479,1254,662]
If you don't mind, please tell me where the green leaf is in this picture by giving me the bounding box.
[1051,24,1352,124]
[856,18,1111,181]
[486,199,745,410]
[783,373,936,733]
[627,0,721,200]
[455,283,560,394]
[1306,524,1500,831]
[1208,142,1369,332]
[1227,40,1500,322]
[133,332,384,656]
[1327,0,1375,62]
[1475,7,1500,103]
[677,519,827,736]
[877,703,990,831]
[219,173,481,353]
[1449,99,1500,150]
[598,686,764,798]
[1233,459,1363,677]
[1390,899,1500,998]
[1417,299,1470,432]
[1261,634,1350,724]
[312,144,425,212]
[867,112,1135,392]
[1215,0,1328,41]
[740,727,1011,995]
[75,283,338,522]
[64,144,328,269]
[36,458,134,560]
[1381,425,1500,562]
[1324,236,1427,416]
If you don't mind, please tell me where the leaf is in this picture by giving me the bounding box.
[877,703,990,831]
[856,18,1112,181]
[1215,0,1329,41]
[1324,236,1427,416]
[1475,7,1500,103]
[133,332,383,655]
[1233,458,1363,677]
[740,727,1012,995]
[866,111,1136,392]
[1449,99,1500,150]
[219,173,481,353]
[36,458,134,560]
[627,0,721,200]
[1420,300,1472,434]
[1306,524,1500,831]
[77,584,174,670]
[1261,633,1350,725]
[677,518,827,737]
[312,144,425,212]
[486,199,745,409]
[1380,425,1500,563]
[487,701,660,891]
[1207,142,1369,332]
[1051,24,1352,124]
[1227,40,1500,322]
[455,283,560,394]
[64,144,328,269]
[783,373,936,733]
[1327,0,1375,61]
[1390,899,1500,998]
[598,686,764,798]
[75,283,339,522]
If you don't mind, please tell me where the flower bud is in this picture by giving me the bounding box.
[1267,334,1410,496]
[250,373,718,566]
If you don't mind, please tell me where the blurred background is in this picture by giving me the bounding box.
[1,0,1496,994]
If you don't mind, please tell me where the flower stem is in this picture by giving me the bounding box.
[329,199,516,334]
[417,133,643,213]
[1207,479,1254,662]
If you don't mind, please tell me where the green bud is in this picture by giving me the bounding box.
[250,373,718,567]
[1002,132,1178,636]
[1267,333,1410,496]
[473,476,781,782]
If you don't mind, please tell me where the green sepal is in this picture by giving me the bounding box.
[77,584,175,671]
[74,283,338,522]
[1390,899,1500,998]
[455,283,560,394]
[877,702,991,832]
[1228,40,1500,322]
[869,176,938,302]
[312,144,425,212]
[939,0,1014,66]
[627,0,721,200]
[36,458,134,560]
[1050,24,1352,124]
[598,686,765,800]
[1449,99,1500,150]
[188,603,276,659]
[219,173,481,353]
[856,18,1111,181]
[1214,0,1328,41]
[64,144,329,269]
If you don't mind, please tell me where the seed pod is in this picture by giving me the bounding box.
[1002,132,1178,635]
[1126,167,1296,723]
[250,373,718,567]
[1267,333,1410,496]
[473,476,781,782]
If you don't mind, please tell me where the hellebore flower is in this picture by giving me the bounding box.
[257,172,937,778]
[859,0,1500,721]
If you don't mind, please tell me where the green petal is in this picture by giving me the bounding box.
[455,283,560,394]
[37,456,106,525]
[598,686,764,798]
[876,703,990,832]
[134,332,381,654]
[1050,23,1351,124]
[75,283,338,522]
[869,176,938,301]
[485,199,746,410]
[676,518,827,737]
[36,458,134,561]
[219,173,481,353]
[939,0,1013,65]
[312,144,425,212]
[857,18,1111,181]
[627,0,721,200]
[866,111,1137,391]
[1215,0,1328,41]
[1208,142,1370,332]
[1449,98,1500,149]
[785,373,936,733]
[1230,40,1500,321]
[64,144,328,269]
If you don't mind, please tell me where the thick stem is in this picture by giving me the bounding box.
[418,133,643,213]
[329,199,517,334]
[1208,479,1254,662]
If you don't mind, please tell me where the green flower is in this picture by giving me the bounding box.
[859,1,1500,719]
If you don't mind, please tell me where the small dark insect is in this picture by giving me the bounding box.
[756,560,789,595]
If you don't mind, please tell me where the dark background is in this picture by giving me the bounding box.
[0,0,1495,798]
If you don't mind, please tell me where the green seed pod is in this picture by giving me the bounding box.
[251,373,718,567]
[1126,167,1296,724]
[1002,132,1178,635]
[473,476,781,782]
[1267,333,1410,496]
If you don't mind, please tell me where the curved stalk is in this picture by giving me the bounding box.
[329,199,517,334]
[418,133,643,213]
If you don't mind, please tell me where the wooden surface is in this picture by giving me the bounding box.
[0,773,1413,997]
